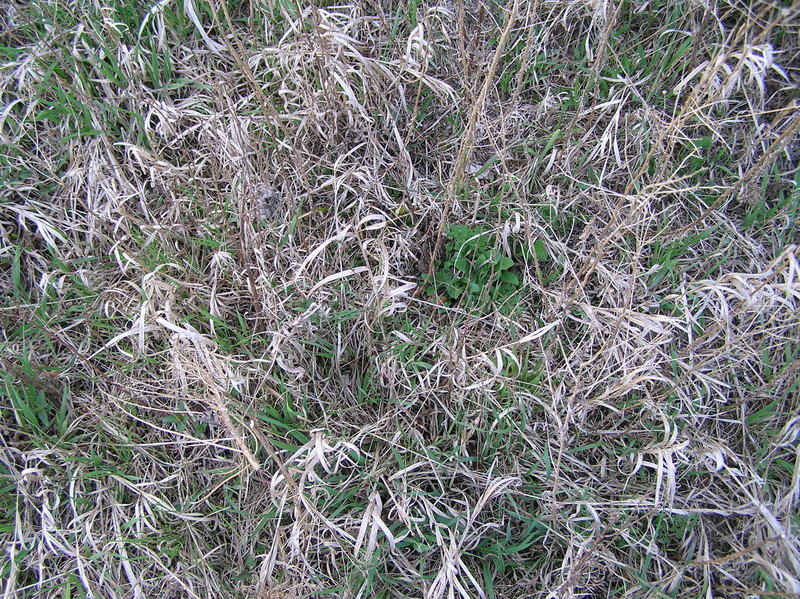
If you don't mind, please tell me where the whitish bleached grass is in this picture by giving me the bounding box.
[1,1,799,598]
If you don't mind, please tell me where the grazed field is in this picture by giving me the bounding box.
[1,1,799,597]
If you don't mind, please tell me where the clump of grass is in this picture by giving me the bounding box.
[1,0,799,598]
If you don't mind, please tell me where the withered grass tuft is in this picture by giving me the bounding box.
[1,1,798,597]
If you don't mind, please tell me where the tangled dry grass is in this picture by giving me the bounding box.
[1,0,799,597]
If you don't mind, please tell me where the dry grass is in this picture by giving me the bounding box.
[1,0,799,597]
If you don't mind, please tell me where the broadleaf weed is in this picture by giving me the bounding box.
[424,224,523,315]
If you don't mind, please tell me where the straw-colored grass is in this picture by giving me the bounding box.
[1,1,798,597]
